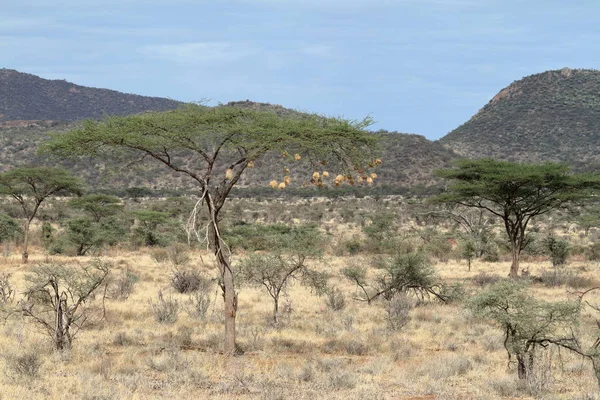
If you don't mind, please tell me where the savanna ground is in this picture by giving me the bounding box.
[0,195,599,400]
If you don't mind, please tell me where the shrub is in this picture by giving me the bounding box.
[108,269,139,300]
[7,350,43,379]
[170,270,207,294]
[543,236,570,266]
[0,273,14,303]
[473,272,501,287]
[149,291,179,324]
[587,243,600,261]
[386,293,414,331]
[167,243,190,266]
[186,291,211,320]
[324,286,346,311]
[150,248,169,264]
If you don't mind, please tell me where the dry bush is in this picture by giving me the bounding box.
[324,286,346,311]
[149,291,179,324]
[170,269,208,294]
[0,272,14,303]
[185,291,211,320]
[473,271,502,286]
[108,269,138,300]
[6,350,43,379]
[386,293,414,331]
[167,243,190,266]
[539,268,596,288]
[150,248,169,264]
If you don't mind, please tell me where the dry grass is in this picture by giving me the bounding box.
[0,204,598,399]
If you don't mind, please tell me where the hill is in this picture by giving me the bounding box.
[0,69,181,122]
[0,105,458,195]
[440,68,600,168]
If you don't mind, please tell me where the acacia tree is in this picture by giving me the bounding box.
[469,280,578,380]
[238,225,326,324]
[43,104,378,353]
[19,260,110,350]
[435,159,600,277]
[0,167,84,263]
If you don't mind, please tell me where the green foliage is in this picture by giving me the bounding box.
[0,213,21,242]
[69,194,123,222]
[0,167,85,210]
[65,216,126,256]
[435,159,600,276]
[225,223,322,253]
[542,236,570,266]
[363,212,398,253]
[469,280,579,379]
[131,210,172,247]
[343,252,444,303]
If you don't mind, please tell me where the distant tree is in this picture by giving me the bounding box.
[66,194,127,255]
[435,159,600,277]
[43,104,378,353]
[459,239,476,271]
[0,168,84,263]
[69,194,123,222]
[132,210,171,246]
[577,206,600,236]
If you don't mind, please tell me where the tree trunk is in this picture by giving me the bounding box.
[3,241,9,257]
[22,220,30,264]
[55,292,64,350]
[509,244,520,278]
[592,357,600,389]
[517,354,527,380]
[273,297,279,324]
[467,258,471,272]
[221,258,237,354]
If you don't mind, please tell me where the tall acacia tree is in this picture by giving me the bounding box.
[43,104,379,353]
[435,159,600,277]
[0,167,84,263]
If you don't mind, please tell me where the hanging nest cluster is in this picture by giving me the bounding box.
[267,153,382,190]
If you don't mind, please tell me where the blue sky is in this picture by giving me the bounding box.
[2,0,599,139]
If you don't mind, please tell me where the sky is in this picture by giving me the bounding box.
[2,0,600,140]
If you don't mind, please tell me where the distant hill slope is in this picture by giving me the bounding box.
[0,103,458,193]
[440,68,600,168]
[0,69,181,122]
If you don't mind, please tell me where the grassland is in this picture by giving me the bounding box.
[0,196,598,400]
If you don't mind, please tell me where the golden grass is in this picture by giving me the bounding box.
[0,244,598,399]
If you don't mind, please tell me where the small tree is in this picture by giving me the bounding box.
[542,236,570,267]
[460,240,476,271]
[132,210,171,247]
[0,213,22,257]
[238,225,326,324]
[469,280,578,380]
[436,159,600,277]
[44,104,378,353]
[343,252,445,304]
[0,168,84,263]
[19,260,110,350]
[576,206,600,236]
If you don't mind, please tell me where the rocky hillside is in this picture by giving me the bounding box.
[440,68,600,169]
[0,69,181,122]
